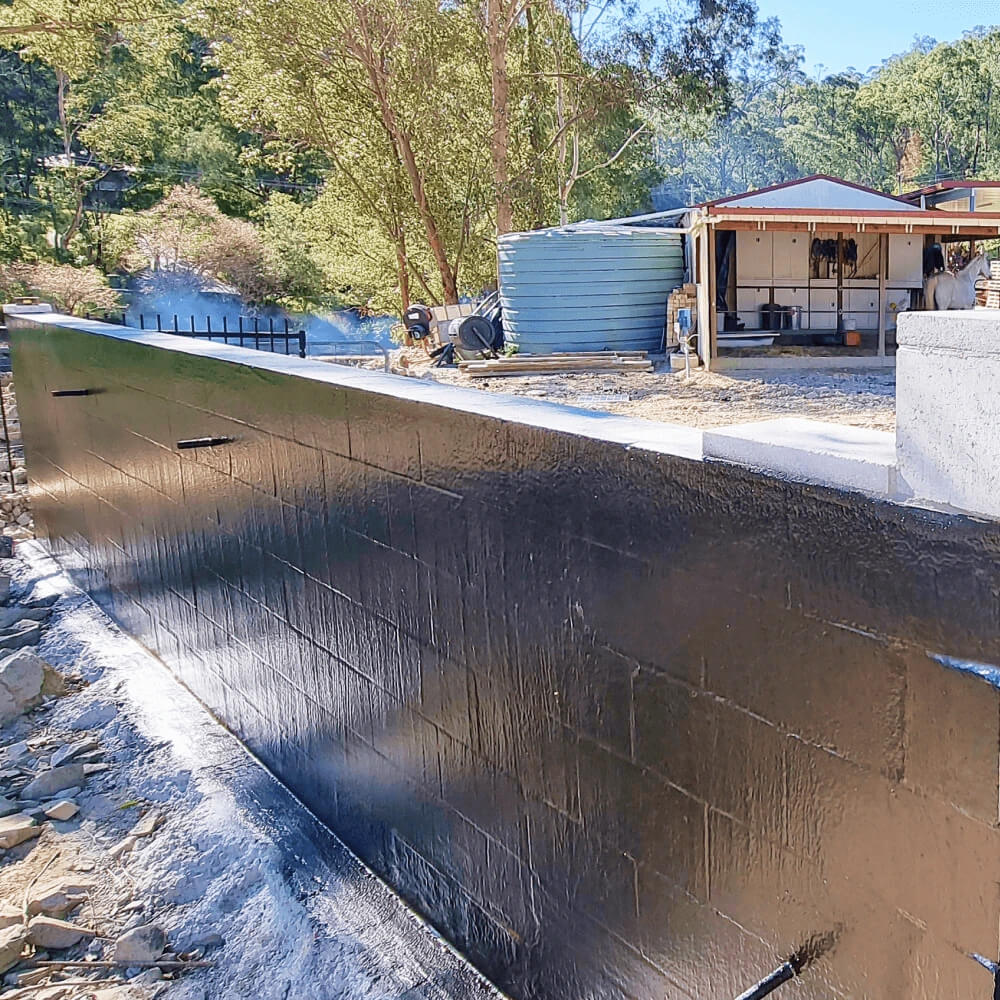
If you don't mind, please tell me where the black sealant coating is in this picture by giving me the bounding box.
[10,317,1000,1000]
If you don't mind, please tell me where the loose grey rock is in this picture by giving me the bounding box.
[43,800,79,821]
[188,931,224,951]
[109,835,136,859]
[51,740,98,768]
[0,621,42,651]
[0,813,39,848]
[131,811,162,838]
[0,605,50,631]
[20,764,84,800]
[27,915,95,949]
[0,538,12,559]
[23,593,58,611]
[0,650,44,723]
[0,796,19,818]
[4,967,48,987]
[4,741,28,762]
[83,763,110,776]
[69,701,117,731]
[114,924,165,964]
[0,924,27,974]
[39,784,80,801]
[27,880,93,917]
[0,575,9,604]
[0,901,21,930]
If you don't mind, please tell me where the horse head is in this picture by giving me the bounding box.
[974,254,993,281]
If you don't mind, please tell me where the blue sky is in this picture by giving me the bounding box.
[757,0,999,75]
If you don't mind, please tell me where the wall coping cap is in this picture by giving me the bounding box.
[2,303,53,315]
[4,311,705,462]
[897,310,1000,357]
[703,417,896,498]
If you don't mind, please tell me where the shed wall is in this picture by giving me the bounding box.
[9,316,1000,1000]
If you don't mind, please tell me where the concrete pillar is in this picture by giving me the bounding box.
[896,311,1000,518]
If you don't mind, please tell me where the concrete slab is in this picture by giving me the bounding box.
[703,417,896,497]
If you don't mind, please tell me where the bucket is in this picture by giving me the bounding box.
[789,305,802,330]
[845,330,862,347]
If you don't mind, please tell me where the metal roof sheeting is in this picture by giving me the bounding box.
[710,176,920,212]
[498,228,684,354]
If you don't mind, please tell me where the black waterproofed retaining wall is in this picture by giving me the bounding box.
[10,315,1000,1000]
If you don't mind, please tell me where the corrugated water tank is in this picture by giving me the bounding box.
[498,226,685,354]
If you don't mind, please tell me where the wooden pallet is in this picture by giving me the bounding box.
[458,350,647,365]
[460,351,653,377]
[979,277,1000,308]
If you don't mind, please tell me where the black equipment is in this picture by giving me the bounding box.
[402,304,433,340]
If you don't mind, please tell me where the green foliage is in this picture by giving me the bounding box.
[657,28,1000,200]
[114,184,320,304]
[7,0,1000,321]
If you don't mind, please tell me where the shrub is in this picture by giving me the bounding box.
[0,262,121,316]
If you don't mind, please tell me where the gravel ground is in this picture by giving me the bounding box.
[0,542,499,1000]
[376,349,897,432]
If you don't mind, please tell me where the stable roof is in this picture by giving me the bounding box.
[900,180,1000,214]
[695,175,1000,237]
[707,175,920,213]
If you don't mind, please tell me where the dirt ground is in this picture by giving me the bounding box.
[368,348,896,432]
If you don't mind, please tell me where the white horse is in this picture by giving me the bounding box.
[925,253,991,310]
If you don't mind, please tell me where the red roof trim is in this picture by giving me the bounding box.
[704,174,917,209]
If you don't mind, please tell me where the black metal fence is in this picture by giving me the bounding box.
[86,312,307,359]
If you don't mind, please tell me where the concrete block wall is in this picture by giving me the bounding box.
[9,314,1000,1000]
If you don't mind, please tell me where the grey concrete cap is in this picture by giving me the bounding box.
[703,417,896,497]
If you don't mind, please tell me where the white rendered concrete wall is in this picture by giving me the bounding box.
[896,311,1000,518]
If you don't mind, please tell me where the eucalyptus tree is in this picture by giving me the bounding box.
[652,25,801,205]
[207,0,495,305]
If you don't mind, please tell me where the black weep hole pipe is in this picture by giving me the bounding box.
[970,953,1000,1000]
[733,929,840,1000]
[734,962,795,1000]
[175,436,234,450]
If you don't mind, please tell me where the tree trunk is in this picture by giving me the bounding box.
[363,56,459,302]
[394,225,412,312]
[393,129,459,302]
[486,0,514,237]
[523,5,548,229]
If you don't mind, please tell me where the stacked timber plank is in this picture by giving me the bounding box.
[983,260,1000,308]
[665,284,698,347]
[458,351,652,377]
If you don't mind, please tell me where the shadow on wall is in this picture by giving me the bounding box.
[8,313,1000,1000]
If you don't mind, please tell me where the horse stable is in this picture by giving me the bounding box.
[676,175,1000,370]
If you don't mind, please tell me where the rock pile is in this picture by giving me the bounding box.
[0,378,31,541]
[0,572,218,998]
